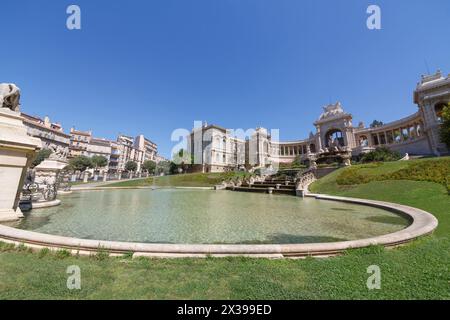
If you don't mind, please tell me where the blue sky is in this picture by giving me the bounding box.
[1,0,449,157]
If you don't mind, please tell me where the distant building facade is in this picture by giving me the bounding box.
[115,134,144,172]
[21,113,70,159]
[69,128,92,158]
[134,134,158,162]
[188,71,450,172]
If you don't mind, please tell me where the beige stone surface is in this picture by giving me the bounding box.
[0,108,41,222]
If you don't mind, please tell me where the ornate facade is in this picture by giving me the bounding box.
[188,71,450,173]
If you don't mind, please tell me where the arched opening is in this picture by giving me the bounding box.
[309,143,316,153]
[359,135,368,147]
[434,102,447,122]
[325,129,345,147]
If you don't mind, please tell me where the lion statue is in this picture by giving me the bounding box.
[0,83,21,112]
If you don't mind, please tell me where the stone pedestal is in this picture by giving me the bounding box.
[103,173,107,182]
[31,158,67,206]
[34,158,68,185]
[0,109,41,222]
[83,172,89,183]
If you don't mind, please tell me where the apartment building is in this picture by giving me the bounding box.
[21,113,70,158]
[134,134,158,162]
[69,128,92,158]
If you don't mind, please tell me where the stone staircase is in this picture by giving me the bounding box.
[226,178,297,195]
[223,169,317,197]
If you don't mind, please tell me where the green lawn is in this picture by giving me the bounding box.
[103,172,249,188]
[1,159,449,299]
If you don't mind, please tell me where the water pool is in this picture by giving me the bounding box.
[7,189,409,244]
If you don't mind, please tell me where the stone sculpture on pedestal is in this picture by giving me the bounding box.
[0,83,41,221]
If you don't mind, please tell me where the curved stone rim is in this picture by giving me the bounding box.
[0,192,438,258]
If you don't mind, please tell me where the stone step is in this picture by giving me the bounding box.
[242,183,296,190]
[257,180,296,185]
[227,186,296,195]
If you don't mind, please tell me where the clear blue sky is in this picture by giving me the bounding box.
[1,0,449,158]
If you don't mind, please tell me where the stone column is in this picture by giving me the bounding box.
[0,107,41,222]
[316,127,323,152]
[118,171,122,180]
[103,171,107,182]
[83,172,89,183]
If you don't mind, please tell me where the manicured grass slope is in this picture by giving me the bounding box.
[0,158,449,299]
[103,172,248,188]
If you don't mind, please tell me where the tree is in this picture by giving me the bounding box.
[142,160,156,174]
[91,155,108,171]
[156,161,171,175]
[125,161,137,172]
[68,155,92,172]
[370,120,384,128]
[31,148,52,167]
[439,103,450,149]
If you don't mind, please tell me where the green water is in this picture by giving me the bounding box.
[9,189,409,244]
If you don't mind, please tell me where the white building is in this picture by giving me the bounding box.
[188,71,450,172]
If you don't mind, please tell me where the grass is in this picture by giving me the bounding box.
[103,172,250,188]
[0,158,449,299]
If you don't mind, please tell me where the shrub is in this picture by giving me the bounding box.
[55,249,71,259]
[336,158,450,193]
[360,147,401,163]
[386,158,450,188]
[336,168,375,185]
[38,247,50,258]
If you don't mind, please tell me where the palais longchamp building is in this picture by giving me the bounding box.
[188,71,450,173]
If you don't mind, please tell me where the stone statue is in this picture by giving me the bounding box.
[319,102,344,120]
[0,83,21,112]
[48,143,69,161]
